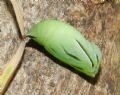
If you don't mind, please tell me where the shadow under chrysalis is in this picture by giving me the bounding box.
[26,38,101,85]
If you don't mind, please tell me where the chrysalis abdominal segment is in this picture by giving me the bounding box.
[27,20,102,77]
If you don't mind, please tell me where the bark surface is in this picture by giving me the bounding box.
[0,0,120,95]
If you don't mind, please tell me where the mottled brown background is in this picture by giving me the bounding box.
[0,0,120,95]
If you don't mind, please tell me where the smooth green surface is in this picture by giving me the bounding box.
[27,20,102,77]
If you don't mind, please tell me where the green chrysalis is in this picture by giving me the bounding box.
[27,20,102,77]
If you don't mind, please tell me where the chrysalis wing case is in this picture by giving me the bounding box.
[27,20,102,77]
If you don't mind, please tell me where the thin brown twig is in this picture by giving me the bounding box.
[0,0,26,94]
[0,41,26,95]
[10,0,25,37]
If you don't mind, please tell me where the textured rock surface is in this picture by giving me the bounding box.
[0,0,120,95]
